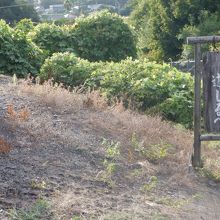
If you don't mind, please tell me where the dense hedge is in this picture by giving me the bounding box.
[70,10,137,62]
[0,20,43,77]
[87,59,193,127]
[39,52,193,127]
[39,52,103,87]
[28,23,73,56]
[29,11,137,62]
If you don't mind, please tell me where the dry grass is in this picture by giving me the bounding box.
[201,142,220,181]
[0,137,12,154]
[16,79,193,186]
[88,108,193,185]
[18,78,108,113]
[6,103,30,121]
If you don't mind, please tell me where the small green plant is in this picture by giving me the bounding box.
[141,176,158,193]
[102,138,120,159]
[71,216,83,220]
[131,133,171,162]
[8,199,50,220]
[30,179,47,190]
[99,139,121,185]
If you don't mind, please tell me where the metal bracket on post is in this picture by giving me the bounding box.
[187,36,220,168]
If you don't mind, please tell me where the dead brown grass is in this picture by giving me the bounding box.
[87,107,193,185]
[0,137,11,154]
[16,79,193,186]
[18,78,109,113]
[202,142,220,181]
[6,103,30,121]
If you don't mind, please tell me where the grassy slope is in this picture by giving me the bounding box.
[0,75,220,220]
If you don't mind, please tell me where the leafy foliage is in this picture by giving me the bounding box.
[0,20,43,77]
[179,12,220,59]
[15,18,35,34]
[8,199,51,220]
[70,10,137,62]
[87,58,193,127]
[29,23,73,56]
[129,0,220,61]
[39,49,193,127]
[39,52,102,87]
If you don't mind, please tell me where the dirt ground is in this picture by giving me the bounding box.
[1,75,220,220]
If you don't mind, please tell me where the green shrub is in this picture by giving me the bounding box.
[29,23,73,56]
[70,10,137,62]
[39,51,193,127]
[87,58,193,127]
[39,52,103,87]
[15,18,35,34]
[0,20,43,77]
[158,90,193,128]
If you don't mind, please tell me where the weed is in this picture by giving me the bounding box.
[102,138,120,159]
[98,139,121,186]
[30,179,47,190]
[131,133,171,162]
[141,176,158,193]
[130,168,143,177]
[8,199,51,220]
[71,216,83,220]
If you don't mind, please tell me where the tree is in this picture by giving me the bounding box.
[71,10,137,61]
[0,0,39,23]
[129,0,220,61]
[179,11,220,59]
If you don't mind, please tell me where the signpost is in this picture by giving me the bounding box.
[187,36,220,167]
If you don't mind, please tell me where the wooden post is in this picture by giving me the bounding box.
[187,36,220,168]
[192,44,202,167]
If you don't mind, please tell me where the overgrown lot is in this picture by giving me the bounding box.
[0,75,220,220]
[0,11,194,128]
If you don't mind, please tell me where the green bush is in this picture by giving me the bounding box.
[158,90,193,128]
[39,51,193,127]
[70,10,137,62]
[87,59,193,127]
[39,52,103,87]
[29,23,73,56]
[15,19,35,34]
[0,20,43,77]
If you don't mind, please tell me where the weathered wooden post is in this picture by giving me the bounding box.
[187,36,220,167]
